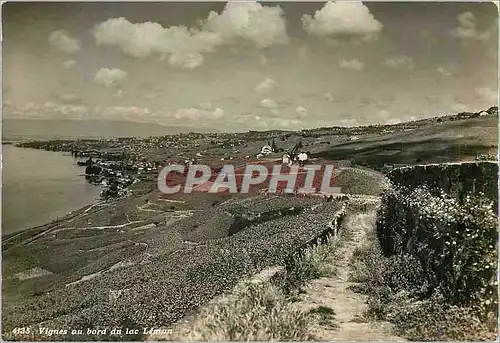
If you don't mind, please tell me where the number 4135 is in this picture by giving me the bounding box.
[12,327,31,335]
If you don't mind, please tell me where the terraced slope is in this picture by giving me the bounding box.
[2,195,347,340]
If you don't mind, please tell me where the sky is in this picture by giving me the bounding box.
[2,1,498,132]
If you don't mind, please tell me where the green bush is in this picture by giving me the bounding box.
[376,185,497,310]
[350,243,498,340]
[362,183,499,340]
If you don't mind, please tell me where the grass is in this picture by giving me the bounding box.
[278,223,352,295]
[176,282,313,341]
[348,245,380,283]
[280,244,338,293]
[347,211,381,284]
[389,295,498,341]
[308,306,337,327]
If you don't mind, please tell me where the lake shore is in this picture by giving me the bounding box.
[1,144,103,235]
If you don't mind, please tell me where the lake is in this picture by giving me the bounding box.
[1,145,102,235]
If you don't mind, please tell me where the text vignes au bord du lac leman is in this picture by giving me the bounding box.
[11,327,172,337]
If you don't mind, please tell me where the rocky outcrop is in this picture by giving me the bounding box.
[85,165,102,176]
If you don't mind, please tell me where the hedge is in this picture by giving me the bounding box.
[376,184,497,314]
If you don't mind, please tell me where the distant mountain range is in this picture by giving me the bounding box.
[2,118,219,141]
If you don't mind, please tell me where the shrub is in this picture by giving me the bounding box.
[361,182,499,340]
[353,246,498,340]
[376,185,498,310]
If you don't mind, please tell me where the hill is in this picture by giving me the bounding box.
[313,115,498,168]
[1,118,219,141]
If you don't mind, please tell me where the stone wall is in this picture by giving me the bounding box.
[388,161,498,205]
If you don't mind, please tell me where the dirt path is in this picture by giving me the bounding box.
[149,197,404,341]
[294,204,405,341]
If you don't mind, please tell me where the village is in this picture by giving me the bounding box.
[14,105,498,200]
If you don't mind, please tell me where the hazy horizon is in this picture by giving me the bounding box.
[2,2,498,132]
[1,117,223,140]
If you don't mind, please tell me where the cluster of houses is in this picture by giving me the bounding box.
[256,139,311,167]
[475,153,498,161]
[256,139,279,158]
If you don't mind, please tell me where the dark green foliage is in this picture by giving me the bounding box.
[387,162,498,210]
[356,163,500,340]
[376,184,498,309]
